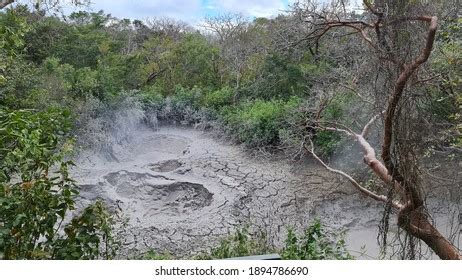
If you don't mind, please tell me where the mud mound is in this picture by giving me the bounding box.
[140,182,214,216]
[103,171,213,216]
[104,170,174,187]
[149,160,183,172]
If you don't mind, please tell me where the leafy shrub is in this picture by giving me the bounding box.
[0,108,117,259]
[240,53,308,101]
[313,131,342,157]
[322,92,357,122]
[222,98,301,148]
[53,201,117,260]
[142,250,173,260]
[0,6,30,57]
[140,86,215,126]
[158,86,203,124]
[196,228,267,260]
[171,86,202,108]
[430,18,462,147]
[222,100,283,147]
[308,92,358,157]
[281,220,352,260]
[0,58,40,109]
[0,108,72,182]
[201,87,234,111]
[139,86,165,107]
[73,67,100,98]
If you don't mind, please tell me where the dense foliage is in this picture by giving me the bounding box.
[0,109,116,259]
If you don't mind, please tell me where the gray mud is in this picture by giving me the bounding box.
[72,126,459,259]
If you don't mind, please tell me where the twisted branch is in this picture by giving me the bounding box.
[0,0,14,9]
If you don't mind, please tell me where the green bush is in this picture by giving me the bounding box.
[308,92,358,157]
[171,85,202,109]
[0,109,117,259]
[239,53,308,101]
[139,86,165,109]
[201,87,234,111]
[322,92,357,122]
[139,86,218,126]
[0,58,40,109]
[196,228,267,260]
[222,98,301,148]
[313,130,342,157]
[142,250,173,260]
[159,86,204,124]
[430,18,462,147]
[281,220,352,260]
[73,67,101,98]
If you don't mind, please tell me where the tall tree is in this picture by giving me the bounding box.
[298,0,461,259]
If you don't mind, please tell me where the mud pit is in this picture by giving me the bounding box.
[72,126,427,259]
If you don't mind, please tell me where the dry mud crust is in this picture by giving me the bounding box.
[72,127,394,258]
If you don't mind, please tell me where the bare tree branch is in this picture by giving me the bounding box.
[339,84,375,106]
[305,139,402,209]
[315,112,403,194]
[0,0,14,9]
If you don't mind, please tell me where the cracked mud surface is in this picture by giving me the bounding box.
[72,127,385,258]
[72,126,459,259]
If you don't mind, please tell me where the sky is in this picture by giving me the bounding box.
[83,0,295,23]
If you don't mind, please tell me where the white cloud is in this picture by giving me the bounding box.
[87,0,202,21]
[63,0,292,23]
[210,0,287,18]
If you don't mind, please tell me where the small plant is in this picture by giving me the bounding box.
[195,227,267,260]
[281,220,352,260]
[142,250,172,260]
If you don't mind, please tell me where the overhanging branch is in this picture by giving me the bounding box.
[304,138,402,210]
[0,0,14,9]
